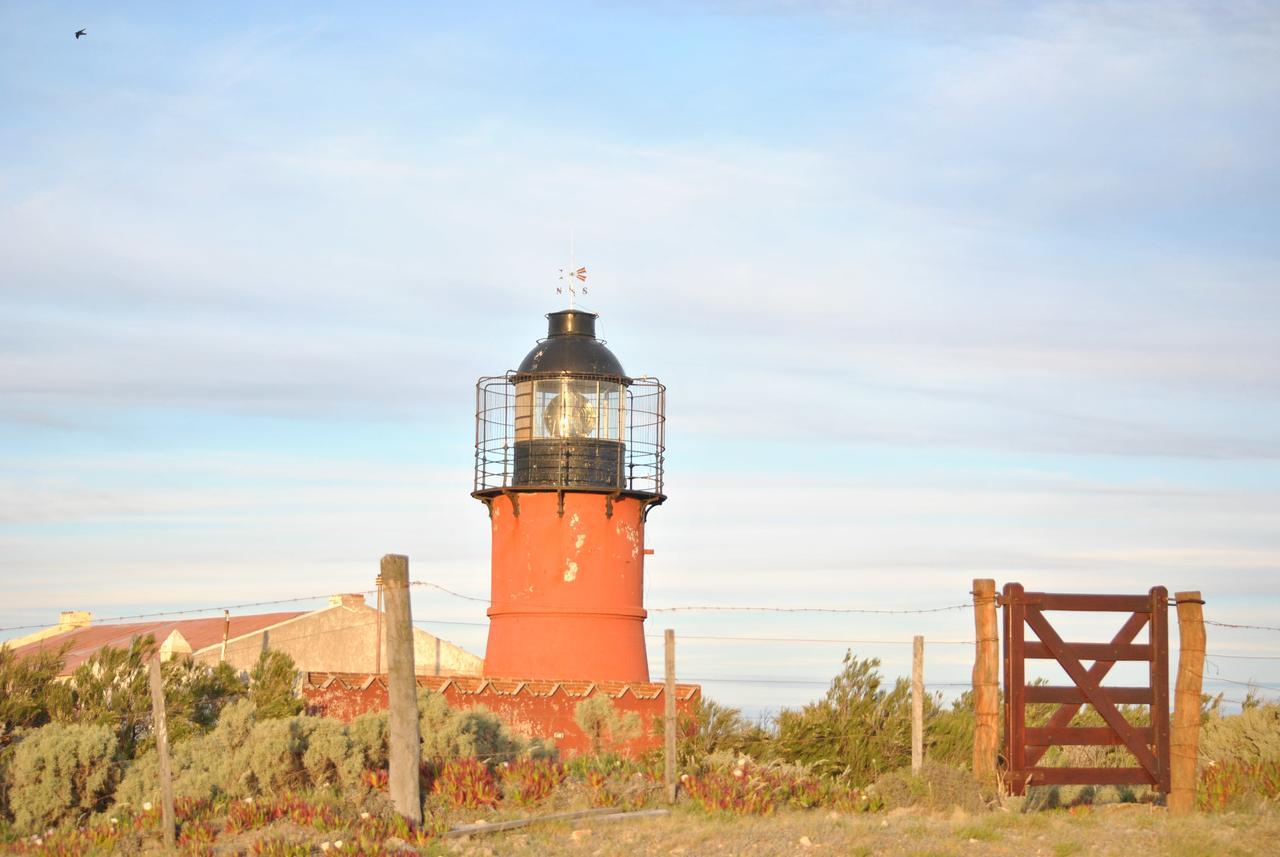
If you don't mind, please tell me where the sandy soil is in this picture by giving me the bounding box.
[436,804,1280,857]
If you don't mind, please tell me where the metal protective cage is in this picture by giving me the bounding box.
[474,372,665,498]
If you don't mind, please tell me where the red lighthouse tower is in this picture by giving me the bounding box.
[473,309,665,682]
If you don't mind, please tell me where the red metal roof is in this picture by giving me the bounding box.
[304,672,701,701]
[8,612,304,675]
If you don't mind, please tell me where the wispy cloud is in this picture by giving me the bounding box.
[1,1,1278,705]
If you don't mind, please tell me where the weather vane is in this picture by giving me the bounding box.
[556,232,588,309]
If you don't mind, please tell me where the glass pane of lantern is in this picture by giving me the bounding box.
[600,382,625,442]
[513,381,534,441]
[533,379,596,439]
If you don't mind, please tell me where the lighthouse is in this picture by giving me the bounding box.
[473,308,665,682]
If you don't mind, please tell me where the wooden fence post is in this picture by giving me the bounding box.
[664,629,677,805]
[383,554,422,825]
[1170,590,1205,815]
[972,578,1000,787]
[375,573,384,675]
[219,609,230,663]
[147,656,175,849]
[912,635,924,774]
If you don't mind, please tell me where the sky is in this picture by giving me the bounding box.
[2,1,1278,717]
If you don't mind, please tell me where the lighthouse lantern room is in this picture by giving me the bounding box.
[473,309,665,682]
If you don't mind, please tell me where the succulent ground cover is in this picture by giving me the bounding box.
[2,754,1279,856]
[4,796,1278,856]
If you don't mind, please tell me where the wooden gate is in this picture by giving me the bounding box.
[1001,583,1170,795]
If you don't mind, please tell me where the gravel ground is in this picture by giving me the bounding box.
[438,804,1280,857]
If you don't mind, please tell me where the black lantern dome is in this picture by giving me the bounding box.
[474,309,665,502]
[515,310,626,380]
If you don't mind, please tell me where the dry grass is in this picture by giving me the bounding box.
[435,804,1280,856]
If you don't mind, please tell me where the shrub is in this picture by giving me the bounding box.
[0,744,10,824]
[774,651,912,783]
[347,711,389,772]
[121,698,385,808]
[675,697,771,764]
[44,640,244,762]
[1200,703,1280,766]
[873,760,986,813]
[1190,702,1280,812]
[0,642,70,740]
[574,696,641,755]
[160,660,246,743]
[59,636,156,759]
[248,651,303,720]
[418,692,522,763]
[926,691,975,768]
[245,718,309,795]
[117,698,259,805]
[1198,758,1280,812]
[5,722,119,832]
[301,717,365,794]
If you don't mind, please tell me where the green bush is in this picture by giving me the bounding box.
[116,697,259,806]
[301,716,365,793]
[0,642,70,741]
[246,717,309,795]
[574,696,641,756]
[927,691,975,768]
[418,691,522,763]
[161,659,246,743]
[347,710,389,771]
[873,760,986,813]
[774,652,913,783]
[5,722,119,833]
[1200,703,1280,766]
[249,650,304,720]
[119,698,372,805]
[675,697,772,764]
[0,743,11,824]
[48,639,247,761]
[58,636,156,758]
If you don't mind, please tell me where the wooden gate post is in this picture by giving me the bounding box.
[971,579,999,786]
[1170,591,1206,815]
[383,554,422,825]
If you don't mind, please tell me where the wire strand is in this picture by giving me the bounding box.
[642,633,974,645]
[0,590,379,634]
[649,603,973,615]
[1206,619,1280,633]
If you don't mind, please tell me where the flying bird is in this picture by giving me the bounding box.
[75,29,86,39]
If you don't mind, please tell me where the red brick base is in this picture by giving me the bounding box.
[302,673,700,757]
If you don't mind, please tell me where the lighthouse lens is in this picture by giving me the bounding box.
[543,389,597,438]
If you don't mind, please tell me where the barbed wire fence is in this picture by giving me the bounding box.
[6,580,1279,717]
